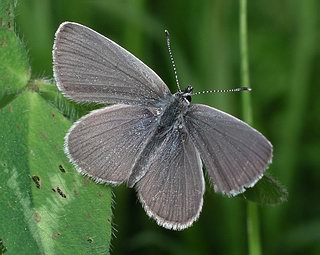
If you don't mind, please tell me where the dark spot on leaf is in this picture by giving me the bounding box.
[85,212,92,219]
[97,191,104,198]
[52,188,56,192]
[52,232,61,240]
[33,212,41,223]
[51,112,55,118]
[31,175,41,189]
[58,164,66,173]
[87,237,93,243]
[0,238,7,254]
[39,132,48,140]
[5,6,14,30]
[57,187,66,198]
[73,189,80,196]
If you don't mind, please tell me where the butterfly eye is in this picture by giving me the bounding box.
[182,85,193,94]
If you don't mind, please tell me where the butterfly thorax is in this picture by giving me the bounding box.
[157,86,192,134]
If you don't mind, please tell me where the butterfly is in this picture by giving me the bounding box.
[53,22,272,230]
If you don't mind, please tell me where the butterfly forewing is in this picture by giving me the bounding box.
[136,127,205,230]
[185,104,272,196]
[66,104,158,184]
[53,22,171,106]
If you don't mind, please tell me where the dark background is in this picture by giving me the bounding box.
[15,0,320,254]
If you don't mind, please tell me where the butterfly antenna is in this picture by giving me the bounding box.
[192,86,252,96]
[165,30,181,92]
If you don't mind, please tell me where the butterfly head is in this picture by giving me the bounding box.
[176,85,193,104]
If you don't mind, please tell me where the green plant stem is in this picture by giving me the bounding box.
[240,0,252,123]
[239,0,262,255]
[246,202,262,255]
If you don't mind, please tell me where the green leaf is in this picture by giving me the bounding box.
[0,91,113,254]
[242,174,288,205]
[0,27,30,108]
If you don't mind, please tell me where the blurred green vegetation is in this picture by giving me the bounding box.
[8,0,320,254]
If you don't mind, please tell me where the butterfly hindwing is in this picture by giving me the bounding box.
[66,104,158,184]
[136,126,205,230]
[185,104,272,196]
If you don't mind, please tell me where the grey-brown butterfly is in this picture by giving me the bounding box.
[53,22,272,230]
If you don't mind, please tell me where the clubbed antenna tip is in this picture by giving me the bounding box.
[240,87,252,91]
[192,86,252,96]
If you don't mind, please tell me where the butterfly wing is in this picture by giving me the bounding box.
[66,104,158,184]
[136,126,205,230]
[53,22,171,106]
[184,104,272,196]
